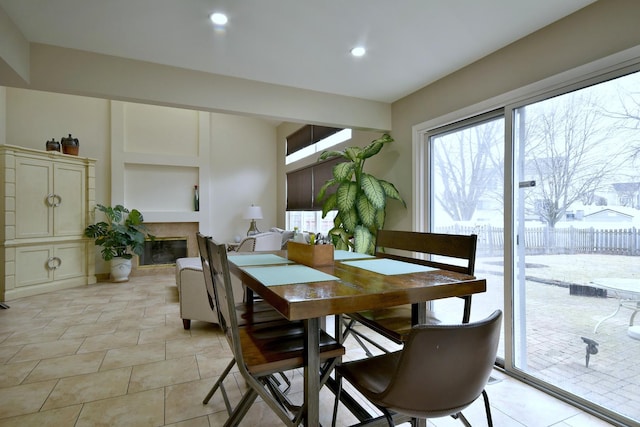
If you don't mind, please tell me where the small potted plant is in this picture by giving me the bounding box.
[84,204,154,282]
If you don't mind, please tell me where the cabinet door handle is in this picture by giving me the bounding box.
[46,193,62,207]
[47,257,62,270]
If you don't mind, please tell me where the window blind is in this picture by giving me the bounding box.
[286,157,342,211]
[286,125,342,156]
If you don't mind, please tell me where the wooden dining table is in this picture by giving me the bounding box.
[227,249,487,426]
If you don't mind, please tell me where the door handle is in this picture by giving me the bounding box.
[46,193,62,207]
[47,257,62,270]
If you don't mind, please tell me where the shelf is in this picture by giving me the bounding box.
[140,211,200,223]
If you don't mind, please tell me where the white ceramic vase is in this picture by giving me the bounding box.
[110,257,132,282]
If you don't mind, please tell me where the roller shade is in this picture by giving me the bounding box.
[286,125,342,156]
[286,157,342,210]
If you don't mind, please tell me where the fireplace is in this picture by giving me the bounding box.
[131,222,198,276]
[138,237,188,266]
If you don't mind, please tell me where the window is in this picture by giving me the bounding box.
[286,126,351,164]
[427,112,506,357]
[285,125,350,234]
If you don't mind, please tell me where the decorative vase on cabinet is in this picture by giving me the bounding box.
[61,134,80,156]
[0,144,96,302]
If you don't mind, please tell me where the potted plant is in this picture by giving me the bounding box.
[84,204,154,282]
[316,133,405,254]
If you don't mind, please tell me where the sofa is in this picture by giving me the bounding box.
[175,257,216,329]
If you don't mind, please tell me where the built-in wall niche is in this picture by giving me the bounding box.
[123,103,199,157]
[124,163,198,212]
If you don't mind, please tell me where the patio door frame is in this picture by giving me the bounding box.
[412,47,640,425]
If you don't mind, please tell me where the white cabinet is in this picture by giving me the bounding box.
[15,156,86,239]
[15,243,86,287]
[1,145,96,301]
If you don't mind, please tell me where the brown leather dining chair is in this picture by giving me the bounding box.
[204,236,345,426]
[332,310,502,427]
[343,230,478,356]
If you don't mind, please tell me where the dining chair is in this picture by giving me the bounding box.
[343,230,478,356]
[195,233,295,412]
[205,236,345,426]
[332,310,502,427]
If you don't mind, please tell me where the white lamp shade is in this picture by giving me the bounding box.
[244,205,263,220]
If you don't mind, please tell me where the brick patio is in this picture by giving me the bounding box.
[474,254,640,423]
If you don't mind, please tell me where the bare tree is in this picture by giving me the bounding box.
[432,119,503,221]
[601,81,640,162]
[523,91,624,227]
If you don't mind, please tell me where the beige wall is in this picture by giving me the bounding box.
[210,112,278,240]
[0,43,391,132]
[0,5,29,86]
[5,88,111,205]
[388,0,640,232]
[3,87,279,273]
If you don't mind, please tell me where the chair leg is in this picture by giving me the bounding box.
[203,358,236,415]
[462,295,472,324]
[331,372,343,427]
[380,407,395,426]
[482,389,494,427]
[343,318,392,357]
[263,376,301,414]
[224,388,258,427]
[454,412,472,427]
[182,318,191,329]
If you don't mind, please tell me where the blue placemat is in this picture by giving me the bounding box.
[341,258,437,275]
[334,250,375,261]
[241,264,339,286]
[228,254,293,267]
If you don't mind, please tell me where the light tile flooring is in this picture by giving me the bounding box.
[0,275,616,426]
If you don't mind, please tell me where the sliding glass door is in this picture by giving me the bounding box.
[511,71,640,423]
[425,66,640,425]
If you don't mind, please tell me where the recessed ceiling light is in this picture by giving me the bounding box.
[350,46,366,57]
[209,12,228,26]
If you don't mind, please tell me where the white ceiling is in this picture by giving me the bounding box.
[0,0,596,103]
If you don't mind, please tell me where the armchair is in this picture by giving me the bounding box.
[233,231,283,252]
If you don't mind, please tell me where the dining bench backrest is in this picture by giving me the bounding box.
[375,230,477,276]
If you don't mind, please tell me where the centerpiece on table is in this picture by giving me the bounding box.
[84,204,154,282]
[287,233,334,267]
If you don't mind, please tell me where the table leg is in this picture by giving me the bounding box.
[304,317,320,426]
[414,304,427,427]
[628,301,640,326]
[594,300,623,333]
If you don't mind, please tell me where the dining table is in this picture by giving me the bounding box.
[227,249,487,426]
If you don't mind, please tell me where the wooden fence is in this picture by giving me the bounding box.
[435,225,640,257]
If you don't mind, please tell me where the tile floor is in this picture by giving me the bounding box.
[0,275,616,426]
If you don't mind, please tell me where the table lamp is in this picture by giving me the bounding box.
[244,204,263,236]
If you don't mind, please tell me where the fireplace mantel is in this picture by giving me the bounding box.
[131,222,199,276]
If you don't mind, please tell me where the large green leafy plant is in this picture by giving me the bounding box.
[317,134,405,254]
[84,204,154,261]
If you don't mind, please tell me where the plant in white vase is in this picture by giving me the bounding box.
[84,204,154,282]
